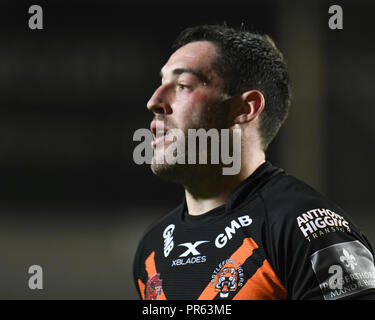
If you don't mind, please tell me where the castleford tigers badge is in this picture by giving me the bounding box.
[145,273,163,300]
[210,259,245,298]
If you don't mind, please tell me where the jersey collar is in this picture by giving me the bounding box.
[181,161,284,224]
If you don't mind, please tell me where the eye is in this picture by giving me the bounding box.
[176,83,190,91]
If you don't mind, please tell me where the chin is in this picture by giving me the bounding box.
[150,162,186,184]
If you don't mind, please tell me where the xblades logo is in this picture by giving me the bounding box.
[178,241,209,257]
[172,241,209,267]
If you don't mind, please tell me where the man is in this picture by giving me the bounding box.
[133,24,375,300]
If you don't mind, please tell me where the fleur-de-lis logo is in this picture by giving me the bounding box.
[340,248,357,270]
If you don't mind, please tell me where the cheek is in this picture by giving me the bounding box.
[185,90,213,117]
[191,89,214,107]
[191,89,206,101]
[173,89,219,129]
[184,92,209,126]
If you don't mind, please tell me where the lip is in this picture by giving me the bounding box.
[150,120,170,147]
[151,135,167,147]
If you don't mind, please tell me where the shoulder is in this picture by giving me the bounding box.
[133,202,182,284]
[257,171,370,248]
[256,171,375,299]
[258,171,349,227]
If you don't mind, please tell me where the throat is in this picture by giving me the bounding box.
[184,176,238,216]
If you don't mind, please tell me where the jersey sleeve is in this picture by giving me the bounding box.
[262,183,375,300]
[133,241,145,300]
[132,211,176,301]
[133,227,157,300]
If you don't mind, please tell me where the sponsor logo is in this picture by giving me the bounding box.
[145,273,163,300]
[172,240,209,267]
[215,215,253,248]
[172,255,207,267]
[340,248,358,270]
[310,240,375,300]
[210,259,245,298]
[178,241,209,257]
[163,224,175,257]
[296,208,350,242]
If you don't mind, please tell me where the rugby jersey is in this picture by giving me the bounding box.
[133,162,375,300]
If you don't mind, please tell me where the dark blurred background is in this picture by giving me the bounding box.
[1,0,374,299]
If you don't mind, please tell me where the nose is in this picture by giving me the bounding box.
[146,84,172,115]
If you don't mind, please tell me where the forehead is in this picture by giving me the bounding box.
[161,41,218,78]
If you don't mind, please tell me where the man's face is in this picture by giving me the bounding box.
[147,41,233,181]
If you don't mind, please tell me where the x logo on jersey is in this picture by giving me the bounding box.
[178,241,209,257]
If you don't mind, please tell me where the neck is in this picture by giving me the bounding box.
[185,150,265,216]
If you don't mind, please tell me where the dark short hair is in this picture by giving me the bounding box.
[172,24,291,150]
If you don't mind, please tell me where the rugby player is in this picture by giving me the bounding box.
[133,24,375,300]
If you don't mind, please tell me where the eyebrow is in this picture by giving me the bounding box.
[160,68,209,83]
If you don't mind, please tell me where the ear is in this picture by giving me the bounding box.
[233,90,265,124]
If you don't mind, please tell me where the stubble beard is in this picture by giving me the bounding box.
[150,99,233,188]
